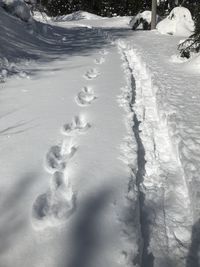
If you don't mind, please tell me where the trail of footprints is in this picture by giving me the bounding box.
[32,50,108,230]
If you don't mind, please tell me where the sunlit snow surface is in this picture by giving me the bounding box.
[0,7,200,267]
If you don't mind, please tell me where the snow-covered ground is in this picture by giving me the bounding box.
[0,7,200,267]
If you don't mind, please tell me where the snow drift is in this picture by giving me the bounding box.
[54,10,103,22]
[157,7,194,37]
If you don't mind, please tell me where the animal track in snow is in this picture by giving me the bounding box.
[61,115,91,136]
[50,171,69,194]
[83,68,100,80]
[75,86,97,106]
[32,171,76,230]
[45,141,77,173]
[100,49,109,55]
[94,57,105,65]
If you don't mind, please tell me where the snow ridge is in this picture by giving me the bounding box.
[117,59,142,266]
[117,40,193,267]
[118,41,154,267]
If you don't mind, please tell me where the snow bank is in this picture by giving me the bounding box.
[157,7,194,37]
[2,0,32,22]
[54,15,131,29]
[54,10,103,22]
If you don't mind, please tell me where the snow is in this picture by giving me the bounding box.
[129,11,159,29]
[2,0,32,22]
[157,7,194,37]
[0,6,199,267]
[184,53,200,71]
[117,36,193,266]
[134,11,152,24]
[0,9,141,267]
[54,15,131,29]
[54,10,103,22]
[33,11,51,23]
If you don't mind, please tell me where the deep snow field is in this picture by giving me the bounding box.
[0,6,200,267]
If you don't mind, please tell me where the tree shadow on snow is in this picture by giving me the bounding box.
[0,8,131,77]
[186,219,200,267]
[0,171,38,255]
[62,188,112,267]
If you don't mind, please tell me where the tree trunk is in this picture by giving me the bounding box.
[151,0,157,30]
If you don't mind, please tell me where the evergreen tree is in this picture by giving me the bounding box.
[39,0,147,17]
[178,3,200,58]
[192,3,200,51]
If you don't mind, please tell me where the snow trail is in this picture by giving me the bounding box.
[117,39,192,267]
[6,39,141,266]
[62,45,142,267]
[0,10,197,266]
[117,42,153,267]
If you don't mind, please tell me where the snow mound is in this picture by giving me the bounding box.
[33,11,51,22]
[157,7,194,37]
[129,11,159,30]
[55,10,102,22]
[138,10,152,24]
[2,0,32,22]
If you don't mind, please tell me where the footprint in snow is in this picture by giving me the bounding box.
[45,141,77,174]
[32,171,76,230]
[94,57,105,65]
[50,171,69,193]
[100,49,109,56]
[83,68,100,80]
[75,86,97,107]
[61,115,91,136]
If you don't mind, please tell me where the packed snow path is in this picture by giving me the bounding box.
[0,36,141,266]
[0,10,197,267]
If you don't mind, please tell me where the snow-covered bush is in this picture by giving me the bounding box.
[157,7,194,37]
[2,0,32,22]
[130,11,159,30]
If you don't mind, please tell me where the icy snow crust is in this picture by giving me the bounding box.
[157,7,194,37]
[0,7,198,267]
